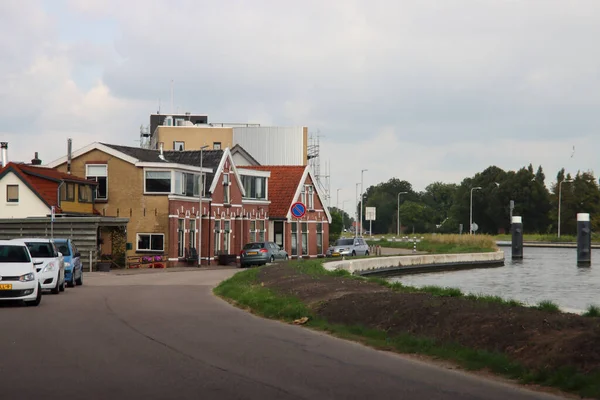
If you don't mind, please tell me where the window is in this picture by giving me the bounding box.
[301,223,308,255]
[223,174,230,204]
[145,171,171,193]
[78,185,92,203]
[174,141,185,151]
[178,219,185,257]
[291,222,298,256]
[137,233,164,252]
[189,220,196,251]
[213,142,222,150]
[317,223,323,255]
[174,172,184,195]
[61,183,75,202]
[301,185,314,209]
[6,184,18,203]
[249,221,257,242]
[241,176,266,200]
[214,220,221,255]
[223,220,231,253]
[258,220,265,242]
[86,164,108,200]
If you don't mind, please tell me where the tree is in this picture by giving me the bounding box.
[328,208,344,243]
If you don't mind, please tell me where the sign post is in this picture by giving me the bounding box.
[365,207,376,237]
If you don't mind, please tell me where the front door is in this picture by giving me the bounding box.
[274,221,284,249]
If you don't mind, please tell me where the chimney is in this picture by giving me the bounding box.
[1,142,7,168]
[158,142,166,161]
[67,138,72,174]
[31,152,42,165]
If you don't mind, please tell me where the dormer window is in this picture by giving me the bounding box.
[174,141,185,151]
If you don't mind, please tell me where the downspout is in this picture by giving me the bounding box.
[57,181,65,210]
[208,198,212,266]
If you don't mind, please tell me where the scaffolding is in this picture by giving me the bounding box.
[307,131,330,208]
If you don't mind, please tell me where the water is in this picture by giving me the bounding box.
[389,246,600,312]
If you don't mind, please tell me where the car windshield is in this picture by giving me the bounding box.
[25,242,55,258]
[243,243,264,250]
[0,245,31,263]
[335,239,354,246]
[57,244,71,256]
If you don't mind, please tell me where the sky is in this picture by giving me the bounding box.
[2,0,599,215]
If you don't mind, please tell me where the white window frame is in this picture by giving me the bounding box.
[6,184,18,203]
[214,220,221,256]
[291,222,298,256]
[136,233,165,252]
[177,219,185,257]
[189,219,196,251]
[249,220,257,242]
[258,220,265,242]
[174,141,185,151]
[316,223,323,255]
[301,222,308,255]
[144,170,173,194]
[223,173,230,204]
[223,220,231,253]
[86,164,108,201]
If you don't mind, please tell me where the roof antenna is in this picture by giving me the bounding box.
[67,138,72,174]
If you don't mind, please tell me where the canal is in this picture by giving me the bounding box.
[389,246,600,313]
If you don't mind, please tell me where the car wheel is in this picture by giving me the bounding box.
[351,251,356,256]
[269,256,275,263]
[59,275,65,292]
[75,270,83,286]
[365,250,370,256]
[67,273,75,288]
[26,285,42,307]
[285,255,289,261]
[50,276,60,294]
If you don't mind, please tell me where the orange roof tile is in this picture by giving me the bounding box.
[240,165,306,218]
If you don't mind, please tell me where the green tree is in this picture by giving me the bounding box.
[328,208,344,243]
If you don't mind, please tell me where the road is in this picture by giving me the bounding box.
[0,269,569,400]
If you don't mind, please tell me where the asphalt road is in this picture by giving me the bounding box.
[0,269,570,400]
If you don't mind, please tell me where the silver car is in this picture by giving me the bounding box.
[326,237,370,257]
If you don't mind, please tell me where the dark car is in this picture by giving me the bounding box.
[240,242,288,268]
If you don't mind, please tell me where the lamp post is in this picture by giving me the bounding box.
[355,183,360,238]
[469,186,482,235]
[397,191,408,237]
[558,178,573,238]
[341,199,349,232]
[198,145,209,266]
[360,169,367,236]
[336,188,341,210]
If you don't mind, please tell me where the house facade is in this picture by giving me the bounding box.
[238,165,331,258]
[0,162,98,218]
[47,142,272,266]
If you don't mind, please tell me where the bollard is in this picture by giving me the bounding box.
[511,216,523,260]
[413,237,417,253]
[577,213,591,266]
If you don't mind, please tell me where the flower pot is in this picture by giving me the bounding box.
[96,262,111,272]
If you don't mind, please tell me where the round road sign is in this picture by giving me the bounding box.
[291,202,306,218]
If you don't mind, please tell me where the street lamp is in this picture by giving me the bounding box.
[341,199,349,232]
[355,183,360,238]
[558,178,573,238]
[360,169,367,236]
[198,145,209,266]
[397,191,408,237]
[469,186,482,235]
[336,188,341,210]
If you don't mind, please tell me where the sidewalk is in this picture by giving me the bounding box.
[85,265,240,276]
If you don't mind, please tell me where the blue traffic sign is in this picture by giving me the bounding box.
[291,202,306,218]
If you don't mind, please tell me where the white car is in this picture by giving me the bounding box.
[12,238,65,294]
[0,240,42,306]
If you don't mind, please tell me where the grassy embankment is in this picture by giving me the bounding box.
[367,233,499,253]
[494,233,600,243]
[215,261,600,398]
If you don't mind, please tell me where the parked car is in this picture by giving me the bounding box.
[0,240,42,306]
[240,242,289,268]
[326,237,370,257]
[54,239,83,288]
[12,238,65,294]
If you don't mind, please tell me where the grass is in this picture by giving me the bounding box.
[535,300,561,313]
[368,234,498,253]
[214,263,600,398]
[583,305,600,318]
[494,233,600,244]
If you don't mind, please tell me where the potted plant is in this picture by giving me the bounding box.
[96,254,113,272]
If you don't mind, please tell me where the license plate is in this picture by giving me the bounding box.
[247,252,257,255]
[0,284,13,290]
[332,253,340,257]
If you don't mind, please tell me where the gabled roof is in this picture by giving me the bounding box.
[238,166,306,218]
[230,144,261,166]
[0,162,97,212]
[239,165,332,223]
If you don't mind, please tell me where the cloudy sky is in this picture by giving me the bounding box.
[2,0,599,213]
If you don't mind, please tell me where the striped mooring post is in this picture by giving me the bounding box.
[413,237,417,253]
[511,216,523,260]
[577,213,591,266]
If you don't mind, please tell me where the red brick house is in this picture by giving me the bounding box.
[238,165,331,259]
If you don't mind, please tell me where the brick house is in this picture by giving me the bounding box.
[238,165,331,258]
[47,142,271,266]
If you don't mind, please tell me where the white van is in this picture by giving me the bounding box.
[0,240,42,306]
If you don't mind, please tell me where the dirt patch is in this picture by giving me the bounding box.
[257,265,600,375]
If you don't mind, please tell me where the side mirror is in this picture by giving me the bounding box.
[74,252,81,258]
[57,252,63,257]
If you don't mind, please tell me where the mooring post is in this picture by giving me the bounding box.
[511,216,523,260]
[577,213,591,266]
[413,237,417,253]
